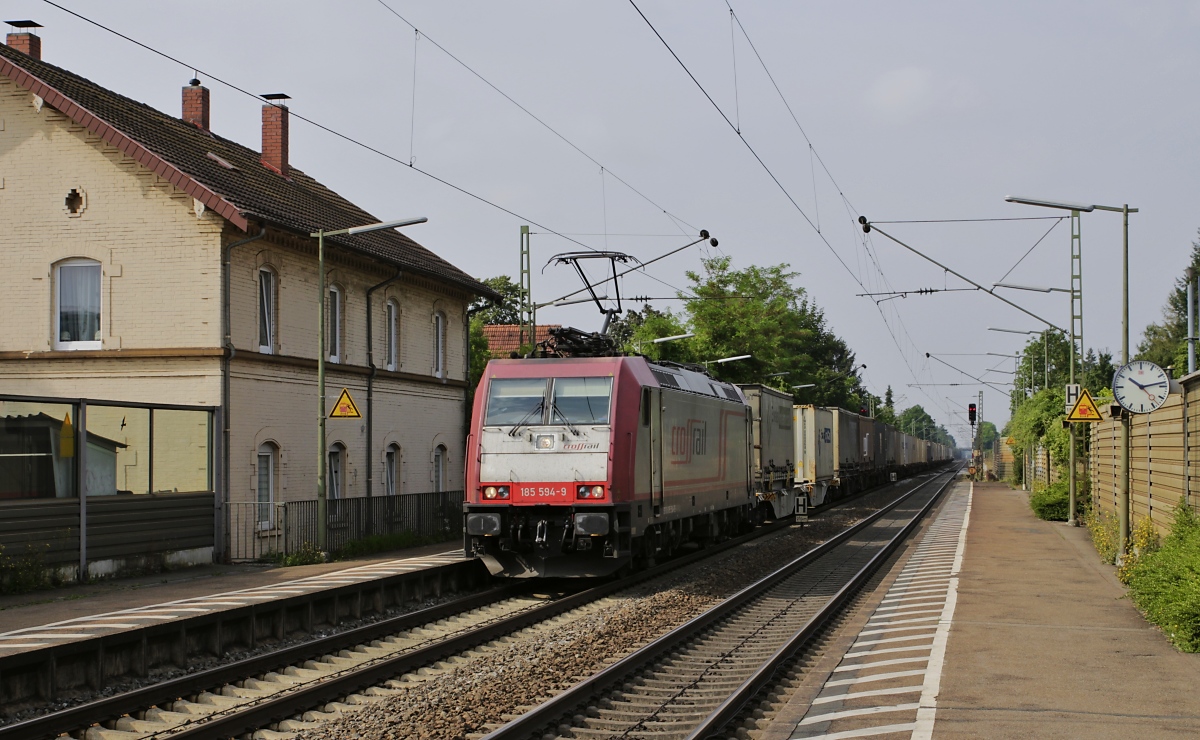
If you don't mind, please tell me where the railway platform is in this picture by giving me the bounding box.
[0,542,483,706]
[769,481,1200,739]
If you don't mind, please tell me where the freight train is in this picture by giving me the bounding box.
[462,356,953,578]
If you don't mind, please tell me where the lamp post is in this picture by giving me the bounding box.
[988,328,1050,389]
[311,217,427,555]
[1006,197,1137,535]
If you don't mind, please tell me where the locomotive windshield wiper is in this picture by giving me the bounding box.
[508,400,545,437]
[551,401,582,436]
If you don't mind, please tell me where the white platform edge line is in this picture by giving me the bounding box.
[911,482,971,740]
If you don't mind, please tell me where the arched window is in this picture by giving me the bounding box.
[327,442,345,499]
[328,285,342,363]
[386,300,399,371]
[55,258,101,350]
[258,267,277,354]
[256,442,277,529]
[433,444,447,492]
[385,443,401,496]
[433,311,446,378]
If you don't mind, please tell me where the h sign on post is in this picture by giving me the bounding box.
[1065,384,1081,415]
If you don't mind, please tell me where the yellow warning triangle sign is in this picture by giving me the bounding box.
[1066,388,1102,422]
[329,388,362,418]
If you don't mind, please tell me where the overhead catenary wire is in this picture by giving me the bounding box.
[371,0,699,236]
[40,0,606,254]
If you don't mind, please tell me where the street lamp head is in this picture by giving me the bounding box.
[791,383,816,390]
[1005,196,1094,213]
[346,216,429,235]
[714,354,752,364]
[987,327,1038,335]
[652,332,695,344]
[766,371,790,378]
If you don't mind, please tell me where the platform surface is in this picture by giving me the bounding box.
[776,480,1200,739]
[0,543,468,657]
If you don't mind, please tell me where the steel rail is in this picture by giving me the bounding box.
[0,582,527,740]
[55,516,793,740]
[481,466,957,740]
[687,467,958,739]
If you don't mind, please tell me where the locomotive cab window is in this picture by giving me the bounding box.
[551,377,612,425]
[485,378,549,425]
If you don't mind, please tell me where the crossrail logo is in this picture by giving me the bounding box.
[670,419,708,463]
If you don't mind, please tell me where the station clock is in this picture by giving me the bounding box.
[1112,360,1171,414]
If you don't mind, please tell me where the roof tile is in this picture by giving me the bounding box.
[0,43,495,298]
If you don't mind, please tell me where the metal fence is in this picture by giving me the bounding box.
[228,490,464,562]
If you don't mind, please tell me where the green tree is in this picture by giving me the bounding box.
[611,305,698,364]
[875,386,898,425]
[1137,231,1200,375]
[468,315,490,393]
[471,275,523,326]
[976,420,999,449]
[681,256,865,407]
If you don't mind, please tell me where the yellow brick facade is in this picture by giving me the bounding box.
[0,75,474,535]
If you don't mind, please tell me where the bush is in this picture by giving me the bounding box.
[336,531,442,560]
[0,542,54,594]
[1123,506,1200,652]
[264,541,326,567]
[1029,480,1088,521]
[1085,507,1120,565]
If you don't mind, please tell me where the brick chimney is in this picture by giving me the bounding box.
[260,94,290,176]
[5,20,43,60]
[182,78,210,131]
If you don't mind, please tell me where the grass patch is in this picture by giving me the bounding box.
[263,530,455,567]
[263,541,326,567]
[336,531,448,560]
[0,542,61,595]
[1085,507,1120,565]
[1029,480,1088,522]
[1123,506,1200,652]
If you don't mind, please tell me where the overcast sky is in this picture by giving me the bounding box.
[11,0,1200,441]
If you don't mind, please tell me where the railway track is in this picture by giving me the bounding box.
[1,471,952,740]
[482,467,958,740]
[2,514,802,740]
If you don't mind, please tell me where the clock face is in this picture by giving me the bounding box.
[1112,360,1171,414]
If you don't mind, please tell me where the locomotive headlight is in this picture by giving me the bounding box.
[577,485,605,499]
[497,486,510,499]
[534,434,555,450]
[483,486,498,499]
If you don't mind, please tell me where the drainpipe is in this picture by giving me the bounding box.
[222,226,267,562]
[366,269,403,498]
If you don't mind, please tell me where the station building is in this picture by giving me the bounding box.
[0,28,495,569]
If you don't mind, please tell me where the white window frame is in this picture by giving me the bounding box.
[386,300,399,372]
[433,311,446,378]
[328,443,344,499]
[385,444,400,496]
[256,443,276,530]
[54,258,102,350]
[258,268,276,354]
[433,444,446,493]
[328,285,342,363]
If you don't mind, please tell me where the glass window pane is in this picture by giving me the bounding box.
[59,262,101,343]
[0,401,78,499]
[86,406,148,495]
[153,409,211,493]
[484,378,548,425]
[259,271,273,350]
[328,448,342,498]
[385,448,397,495]
[386,303,397,368]
[257,450,272,525]
[329,289,340,360]
[551,377,613,425]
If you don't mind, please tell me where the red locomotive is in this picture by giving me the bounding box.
[463,355,753,578]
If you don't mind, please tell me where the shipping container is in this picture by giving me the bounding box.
[794,405,835,505]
